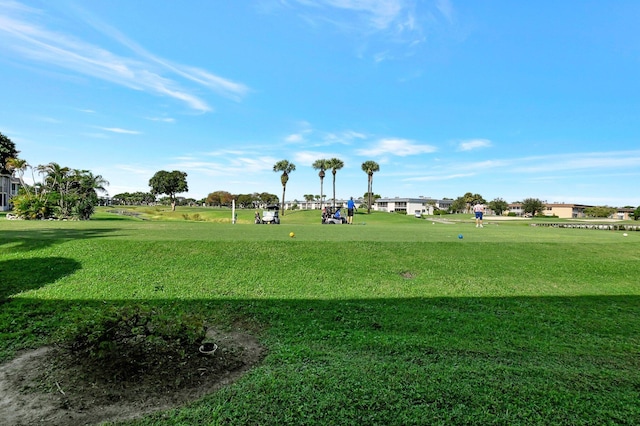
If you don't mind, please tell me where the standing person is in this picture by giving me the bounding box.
[473,203,485,228]
[347,197,356,224]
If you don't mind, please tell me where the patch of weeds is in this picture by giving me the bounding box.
[58,304,206,377]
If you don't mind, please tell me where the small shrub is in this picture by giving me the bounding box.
[10,193,55,220]
[59,305,206,371]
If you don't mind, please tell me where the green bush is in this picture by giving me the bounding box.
[10,193,55,219]
[59,305,206,368]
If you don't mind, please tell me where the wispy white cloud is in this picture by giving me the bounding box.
[0,2,249,112]
[285,125,366,146]
[356,138,437,156]
[146,117,176,123]
[285,133,306,143]
[293,151,342,165]
[171,155,278,176]
[404,172,475,182]
[319,0,405,30]
[435,0,454,23]
[457,139,492,151]
[288,0,426,48]
[113,164,154,175]
[99,127,142,135]
[515,151,640,173]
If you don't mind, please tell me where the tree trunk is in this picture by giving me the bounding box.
[281,186,286,216]
[332,172,337,209]
[367,174,373,214]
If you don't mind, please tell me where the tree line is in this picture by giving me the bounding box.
[2,132,108,220]
[272,157,380,216]
[3,131,638,220]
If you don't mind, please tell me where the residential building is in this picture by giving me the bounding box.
[282,198,363,211]
[373,197,451,216]
[543,204,591,219]
[0,174,20,212]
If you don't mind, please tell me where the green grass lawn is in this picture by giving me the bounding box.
[1,208,639,425]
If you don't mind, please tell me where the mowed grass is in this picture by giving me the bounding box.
[1,209,639,425]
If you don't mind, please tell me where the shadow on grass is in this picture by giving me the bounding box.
[0,257,82,301]
[0,228,120,252]
[1,295,639,424]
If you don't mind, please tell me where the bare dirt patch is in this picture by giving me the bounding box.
[0,328,265,426]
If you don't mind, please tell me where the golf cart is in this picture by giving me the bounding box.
[322,206,347,224]
[256,204,280,224]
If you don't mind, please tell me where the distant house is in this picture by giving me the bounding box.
[282,198,363,211]
[0,173,20,212]
[614,208,634,220]
[373,197,451,216]
[507,203,592,219]
[542,204,591,219]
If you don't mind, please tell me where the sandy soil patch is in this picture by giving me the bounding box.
[0,328,265,426]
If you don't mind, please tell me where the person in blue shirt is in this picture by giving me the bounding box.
[347,197,356,224]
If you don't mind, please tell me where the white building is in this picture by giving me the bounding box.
[0,174,20,212]
[373,197,453,215]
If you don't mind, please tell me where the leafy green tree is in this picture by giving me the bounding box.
[489,198,509,216]
[361,160,380,214]
[326,158,344,208]
[522,197,545,217]
[450,197,466,213]
[12,163,107,220]
[361,192,380,210]
[584,206,616,218]
[303,194,315,209]
[206,190,233,207]
[237,193,257,209]
[634,206,640,221]
[37,162,73,217]
[149,170,188,211]
[462,192,485,213]
[259,192,278,206]
[312,159,329,211]
[0,131,19,174]
[73,171,109,220]
[273,160,295,215]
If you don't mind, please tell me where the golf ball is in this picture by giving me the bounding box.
[458,234,463,239]
[623,233,628,237]
[289,232,295,238]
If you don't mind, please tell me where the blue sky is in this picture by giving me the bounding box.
[1,0,639,207]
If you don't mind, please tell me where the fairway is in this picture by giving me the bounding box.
[1,211,639,425]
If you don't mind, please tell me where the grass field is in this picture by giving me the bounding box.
[1,207,639,425]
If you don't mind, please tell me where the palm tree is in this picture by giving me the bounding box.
[273,160,296,216]
[312,159,328,211]
[74,170,110,219]
[361,160,380,214]
[5,157,29,191]
[303,194,315,209]
[326,158,344,209]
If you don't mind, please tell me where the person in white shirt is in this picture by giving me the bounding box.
[473,203,485,228]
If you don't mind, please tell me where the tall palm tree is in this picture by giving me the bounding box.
[326,158,344,209]
[273,160,296,216]
[5,157,29,191]
[361,160,380,214]
[312,158,328,211]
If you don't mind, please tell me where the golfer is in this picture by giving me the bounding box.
[347,197,356,224]
[473,203,484,228]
